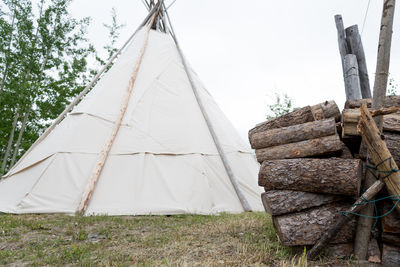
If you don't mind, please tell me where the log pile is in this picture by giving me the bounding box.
[249,98,400,263]
[249,100,361,249]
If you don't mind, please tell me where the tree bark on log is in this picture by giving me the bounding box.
[382,233,400,247]
[382,200,400,234]
[345,95,400,109]
[385,132,400,166]
[383,113,400,132]
[367,238,382,264]
[342,107,398,137]
[259,158,362,196]
[340,142,354,159]
[308,180,385,259]
[319,100,341,121]
[255,135,342,162]
[248,101,340,137]
[261,190,344,216]
[249,106,315,137]
[250,118,336,149]
[359,132,400,165]
[273,202,356,246]
[325,243,354,258]
[382,244,400,267]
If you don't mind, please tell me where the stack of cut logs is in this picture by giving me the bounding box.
[249,97,400,264]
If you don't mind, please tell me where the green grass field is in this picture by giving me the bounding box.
[0,212,355,266]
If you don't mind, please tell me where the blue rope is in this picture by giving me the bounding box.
[341,195,400,230]
[365,156,399,179]
[341,156,400,229]
[342,195,400,218]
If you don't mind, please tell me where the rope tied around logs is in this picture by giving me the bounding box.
[341,195,400,229]
[366,156,399,179]
[340,156,400,229]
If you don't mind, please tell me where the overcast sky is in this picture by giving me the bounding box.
[69,0,400,144]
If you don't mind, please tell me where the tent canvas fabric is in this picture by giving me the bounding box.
[0,23,263,215]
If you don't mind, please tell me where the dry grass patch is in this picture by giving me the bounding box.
[0,212,355,266]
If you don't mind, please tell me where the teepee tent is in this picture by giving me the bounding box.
[0,1,263,215]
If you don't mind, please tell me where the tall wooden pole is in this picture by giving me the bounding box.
[354,0,396,260]
[77,9,159,215]
[346,25,372,98]
[162,4,251,211]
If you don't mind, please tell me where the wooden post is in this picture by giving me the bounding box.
[344,54,362,100]
[164,4,251,211]
[335,15,350,74]
[345,25,372,98]
[372,0,396,128]
[309,105,400,259]
[335,15,363,101]
[308,179,385,260]
[76,11,158,214]
[354,0,396,259]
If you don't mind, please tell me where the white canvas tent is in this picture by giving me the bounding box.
[0,1,263,215]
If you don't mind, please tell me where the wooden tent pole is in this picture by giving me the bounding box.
[354,0,396,259]
[4,6,159,178]
[76,9,160,215]
[162,4,251,211]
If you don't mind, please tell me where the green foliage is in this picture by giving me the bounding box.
[0,0,94,174]
[387,76,399,96]
[95,7,125,68]
[266,93,296,120]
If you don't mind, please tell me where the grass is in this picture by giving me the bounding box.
[0,212,355,266]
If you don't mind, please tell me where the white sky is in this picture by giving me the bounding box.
[69,0,400,144]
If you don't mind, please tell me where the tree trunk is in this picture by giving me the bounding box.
[9,48,50,169]
[261,190,344,216]
[250,118,336,149]
[255,134,343,162]
[9,110,30,168]
[273,202,357,246]
[248,100,340,137]
[259,158,362,196]
[345,25,372,98]
[382,244,400,267]
[1,113,19,173]
[0,10,16,95]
